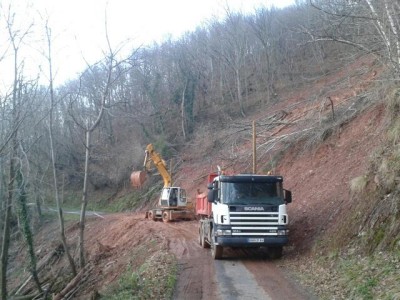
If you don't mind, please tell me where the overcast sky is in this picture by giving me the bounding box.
[0,0,295,88]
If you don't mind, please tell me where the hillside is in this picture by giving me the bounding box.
[7,53,400,299]
[2,1,400,299]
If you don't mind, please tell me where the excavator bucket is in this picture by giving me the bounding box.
[130,171,147,188]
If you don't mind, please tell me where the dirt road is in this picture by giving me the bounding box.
[82,214,313,299]
[153,220,313,300]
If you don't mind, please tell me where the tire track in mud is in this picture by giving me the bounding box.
[163,221,219,299]
[163,221,313,300]
[243,259,314,300]
[214,259,272,300]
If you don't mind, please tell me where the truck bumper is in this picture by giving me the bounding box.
[215,236,288,247]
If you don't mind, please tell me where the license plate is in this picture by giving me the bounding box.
[248,238,264,243]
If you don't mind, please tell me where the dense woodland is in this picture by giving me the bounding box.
[1,0,400,298]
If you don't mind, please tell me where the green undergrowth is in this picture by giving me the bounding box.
[293,252,400,300]
[93,191,143,212]
[338,253,399,300]
[42,188,147,213]
[101,239,177,300]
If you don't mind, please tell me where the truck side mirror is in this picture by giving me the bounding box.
[207,190,214,203]
[284,189,292,204]
[207,183,213,190]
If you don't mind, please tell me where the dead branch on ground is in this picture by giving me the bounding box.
[53,264,94,300]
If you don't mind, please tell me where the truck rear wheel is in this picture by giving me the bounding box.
[198,227,202,245]
[211,227,223,259]
[200,225,210,249]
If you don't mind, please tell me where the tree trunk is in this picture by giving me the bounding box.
[16,169,42,294]
[47,24,77,277]
[34,185,42,222]
[1,31,19,298]
[236,68,246,118]
[79,130,90,268]
[0,137,16,299]
[181,80,188,141]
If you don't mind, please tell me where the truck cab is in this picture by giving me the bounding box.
[203,174,292,259]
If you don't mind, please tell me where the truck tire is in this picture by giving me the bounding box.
[268,246,283,259]
[200,224,210,249]
[211,227,223,259]
[198,226,202,245]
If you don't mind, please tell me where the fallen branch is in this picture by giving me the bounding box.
[12,243,63,296]
[259,127,315,148]
[10,292,40,300]
[53,264,92,300]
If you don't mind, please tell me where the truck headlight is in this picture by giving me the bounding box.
[216,229,232,236]
[277,229,289,236]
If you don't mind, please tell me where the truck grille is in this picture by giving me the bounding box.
[230,212,279,236]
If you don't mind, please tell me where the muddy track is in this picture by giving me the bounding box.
[164,221,313,300]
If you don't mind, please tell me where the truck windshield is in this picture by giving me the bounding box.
[221,182,284,205]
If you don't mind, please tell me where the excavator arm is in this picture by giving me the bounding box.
[143,144,171,188]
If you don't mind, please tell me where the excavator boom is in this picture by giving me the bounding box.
[144,144,171,187]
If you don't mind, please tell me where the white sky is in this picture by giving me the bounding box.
[0,0,295,88]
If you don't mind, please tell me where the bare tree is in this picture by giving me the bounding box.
[0,6,32,298]
[67,27,126,267]
[248,7,278,102]
[306,0,400,74]
[209,11,249,117]
[44,22,77,276]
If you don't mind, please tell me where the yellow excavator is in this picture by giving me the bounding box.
[130,144,194,222]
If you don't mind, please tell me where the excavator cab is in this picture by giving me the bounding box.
[160,187,187,207]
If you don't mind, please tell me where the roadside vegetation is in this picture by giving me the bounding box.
[101,240,177,300]
[295,252,400,299]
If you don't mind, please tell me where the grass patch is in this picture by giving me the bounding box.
[339,254,399,300]
[101,239,177,300]
[291,252,400,300]
[355,277,378,300]
[104,192,142,212]
[350,175,368,193]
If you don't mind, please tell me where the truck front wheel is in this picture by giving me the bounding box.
[211,227,223,259]
[200,224,210,249]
